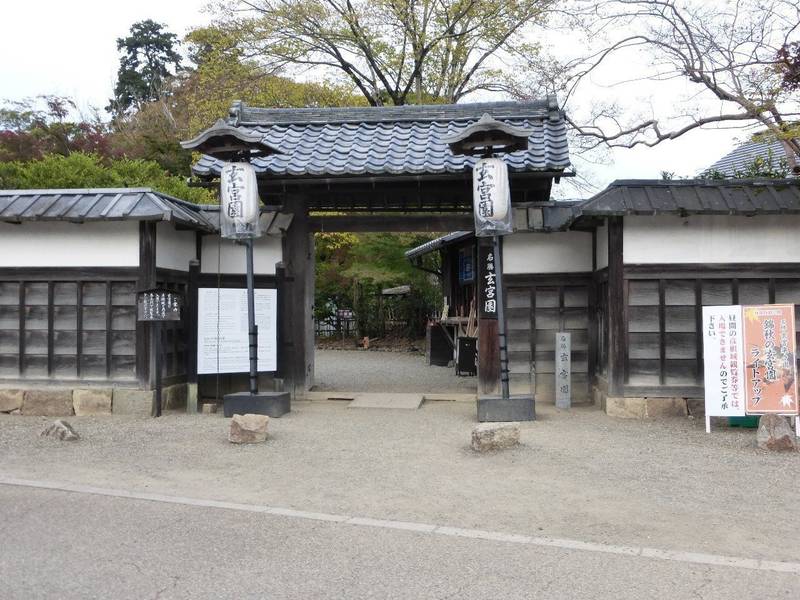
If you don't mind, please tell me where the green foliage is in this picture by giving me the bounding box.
[0,152,215,204]
[109,20,182,115]
[314,231,441,338]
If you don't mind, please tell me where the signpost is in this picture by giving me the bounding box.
[702,304,799,434]
[137,288,182,417]
[555,332,571,409]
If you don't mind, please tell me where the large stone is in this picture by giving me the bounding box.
[645,397,688,418]
[756,415,797,452]
[605,397,647,419]
[112,388,154,416]
[22,389,73,416]
[0,389,24,412]
[471,422,520,452]
[228,413,269,444]
[40,420,80,441]
[201,403,219,414]
[162,383,188,410]
[73,388,112,416]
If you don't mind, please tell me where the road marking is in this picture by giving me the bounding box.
[1,475,798,575]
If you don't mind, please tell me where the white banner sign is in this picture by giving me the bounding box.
[472,157,513,237]
[197,288,277,374]
[702,305,746,417]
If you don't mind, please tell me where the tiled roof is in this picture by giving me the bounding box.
[703,139,799,176]
[579,179,800,216]
[192,99,572,179]
[0,188,216,231]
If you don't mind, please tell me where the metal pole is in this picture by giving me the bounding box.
[246,238,259,395]
[493,234,510,401]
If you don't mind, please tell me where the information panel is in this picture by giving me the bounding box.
[702,305,746,417]
[197,288,277,374]
[742,304,798,415]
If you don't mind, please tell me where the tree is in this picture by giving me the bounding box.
[0,96,111,162]
[777,41,800,92]
[0,152,216,204]
[206,0,555,106]
[513,0,800,157]
[109,20,182,116]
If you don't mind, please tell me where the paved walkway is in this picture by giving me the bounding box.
[313,349,477,393]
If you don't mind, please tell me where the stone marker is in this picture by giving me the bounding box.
[471,422,520,452]
[41,420,80,441]
[22,389,73,416]
[0,389,24,413]
[73,389,112,416]
[229,413,269,444]
[756,414,797,452]
[112,389,154,416]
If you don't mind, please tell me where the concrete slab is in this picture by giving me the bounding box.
[348,393,424,410]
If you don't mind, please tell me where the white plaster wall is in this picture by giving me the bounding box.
[0,221,139,267]
[156,222,196,271]
[624,215,800,264]
[502,231,593,274]
[201,234,283,275]
[595,222,608,270]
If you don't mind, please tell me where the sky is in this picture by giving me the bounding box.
[0,0,746,196]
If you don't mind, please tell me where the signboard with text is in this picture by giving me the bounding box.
[702,304,798,419]
[197,288,277,374]
[478,245,498,319]
[137,289,182,322]
[742,304,798,415]
[555,332,571,409]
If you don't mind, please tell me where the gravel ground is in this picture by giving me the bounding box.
[314,349,477,393]
[1,401,797,565]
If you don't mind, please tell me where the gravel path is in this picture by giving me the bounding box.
[1,402,797,565]
[313,349,477,393]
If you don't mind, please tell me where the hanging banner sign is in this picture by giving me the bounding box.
[220,162,262,240]
[742,304,798,415]
[478,245,498,319]
[472,157,513,237]
[197,288,277,374]
[702,306,746,417]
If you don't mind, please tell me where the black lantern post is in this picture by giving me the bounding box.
[442,114,536,422]
[182,121,291,417]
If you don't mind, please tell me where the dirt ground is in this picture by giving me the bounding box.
[1,400,797,566]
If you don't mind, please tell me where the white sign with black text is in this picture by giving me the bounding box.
[701,305,746,418]
[555,332,571,409]
[197,288,277,374]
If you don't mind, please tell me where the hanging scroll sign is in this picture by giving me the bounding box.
[472,157,513,237]
[220,162,262,240]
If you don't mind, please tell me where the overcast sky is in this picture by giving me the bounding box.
[0,0,746,196]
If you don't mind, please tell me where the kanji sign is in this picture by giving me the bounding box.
[472,157,512,237]
[137,289,182,322]
[555,332,571,409]
[702,305,746,417]
[220,162,262,240]
[743,304,798,415]
[478,245,498,319]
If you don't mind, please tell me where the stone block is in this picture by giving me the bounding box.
[186,383,198,414]
[645,397,688,418]
[162,383,188,410]
[112,389,154,416]
[72,388,112,416]
[0,389,24,412]
[41,420,80,441]
[686,398,705,417]
[757,414,797,452]
[471,422,520,452]
[604,397,646,419]
[229,413,269,444]
[22,389,73,416]
[201,403,218,414]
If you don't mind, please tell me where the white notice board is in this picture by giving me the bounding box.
[197,288,277,374]
[702,305,746,417]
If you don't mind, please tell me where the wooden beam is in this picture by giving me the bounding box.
[136,221,157,390]
[607,217,625,397]
[308,214,473,233]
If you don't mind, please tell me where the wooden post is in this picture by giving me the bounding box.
[607,216,625,398]
[477,238,500,396]
[186,259,200,413]
[281,207,315,397]
[136,222,157,390]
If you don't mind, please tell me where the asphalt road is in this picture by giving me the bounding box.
[1,484,797,600]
